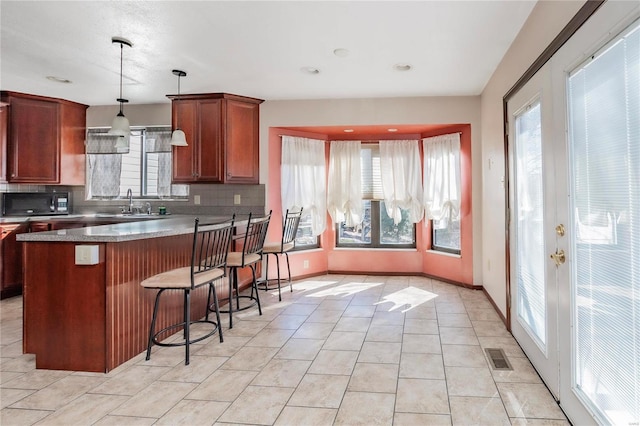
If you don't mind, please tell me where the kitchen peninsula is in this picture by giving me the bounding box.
[18,216,246,372]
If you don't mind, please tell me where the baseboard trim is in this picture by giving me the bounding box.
[482,287,508,329]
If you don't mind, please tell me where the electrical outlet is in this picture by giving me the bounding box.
[234,194,241,205]
[75,245,99,265]
[303,259,309,269]
[194,195,201,205]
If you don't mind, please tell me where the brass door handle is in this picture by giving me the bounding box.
[550,249,565,266]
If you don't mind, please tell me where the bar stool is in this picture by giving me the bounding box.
[141,216,234,365]
[220,211,271,328]
[262,208,303,301]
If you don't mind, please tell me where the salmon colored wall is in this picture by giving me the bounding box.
[421,125,473,285]
[267,124,474,286]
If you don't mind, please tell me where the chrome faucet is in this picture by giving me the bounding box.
[126,188,133,213]
[145,202,152,215]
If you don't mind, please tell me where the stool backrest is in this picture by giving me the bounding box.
[281,208,304,250]
[239,211,272,264]
[192,216,235,289]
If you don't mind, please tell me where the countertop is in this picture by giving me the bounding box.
[1,214,86,224]
[16,215,234,243]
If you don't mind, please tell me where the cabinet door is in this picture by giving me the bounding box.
[50,221,86,230]
[8,97,60,183]
[1,223,27,298]
[171,100,198,183]
[225,100,259,183]
[1,106,7,183]
[197,99,224,182]
[29,222,51,232]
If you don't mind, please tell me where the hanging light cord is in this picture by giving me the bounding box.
[118,42,124,113]
[176,74,180,128]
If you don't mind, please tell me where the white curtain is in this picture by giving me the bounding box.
[85,129,123,199]
[86,154,122,198]
[281,136,327,236]
[423,133,461,228]
[327,141,362,227]
[379,140,423,224]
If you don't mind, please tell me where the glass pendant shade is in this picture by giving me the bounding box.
[170,69,188,146]
[108,111,130,136]
[114,135,129,152]
[170,128,188,146]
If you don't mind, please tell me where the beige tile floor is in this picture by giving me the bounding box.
[0,274,570,425]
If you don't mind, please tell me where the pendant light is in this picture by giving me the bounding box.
[170,69,188,146]
[108,37,133,136]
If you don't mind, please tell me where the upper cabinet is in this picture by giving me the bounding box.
[0,91,88,185]
[167,93,264,184]
[0,104,7,183]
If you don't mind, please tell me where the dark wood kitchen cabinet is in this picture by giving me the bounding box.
[1,91,88,185]
[1,104,8,183]
[167,93,263,184]
[1,223,28,299]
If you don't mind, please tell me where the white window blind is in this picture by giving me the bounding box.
[361,144,383,200]
[567,20,639,425]
[514,100,546,347]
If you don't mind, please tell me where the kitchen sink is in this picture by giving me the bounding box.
[93,213,162,219]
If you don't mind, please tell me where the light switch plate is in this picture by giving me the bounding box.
[234,194,241,205]
[194,195,201,205]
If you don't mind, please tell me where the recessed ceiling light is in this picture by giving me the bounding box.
[387,128,398,132]
[46,76,72,84]
[343,129,354,133]
[301,67,320,75]
[394,63,412,72]
[333,48,349,58]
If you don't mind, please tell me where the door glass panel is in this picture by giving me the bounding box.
[514,100,547,347]
[567,20,639,425]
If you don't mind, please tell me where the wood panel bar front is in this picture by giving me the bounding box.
[23,232,250,372]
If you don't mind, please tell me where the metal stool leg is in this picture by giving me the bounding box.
[250,264,262,315]
[275,254,282,301]
[228,268,235,328]
[264,253,270,291]
[285,252,293,293]
[211,282,223,343]
[146,289,164,360]
[184,290,190,365]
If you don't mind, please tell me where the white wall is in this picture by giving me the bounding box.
[86,104,170,128]
[480,0,585,316]
[259,96,483,285]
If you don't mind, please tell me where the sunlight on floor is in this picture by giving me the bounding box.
[305,281,385,298]
[375,286,438,313]
[291,280,340,292]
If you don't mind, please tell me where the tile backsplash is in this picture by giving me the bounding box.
[1,183,265,217]
[71,184,265,216]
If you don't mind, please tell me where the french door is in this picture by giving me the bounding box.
[508,61,559,398]
[507,2,639,424]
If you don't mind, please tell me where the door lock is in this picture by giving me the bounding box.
[550,249,566,266]
[555,224,565,236]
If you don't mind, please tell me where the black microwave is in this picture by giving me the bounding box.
[1,192,70,216]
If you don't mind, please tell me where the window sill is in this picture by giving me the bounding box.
[291,247,323,254]
[426,249,461,258]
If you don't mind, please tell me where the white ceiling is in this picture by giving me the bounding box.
[1,1,536,106]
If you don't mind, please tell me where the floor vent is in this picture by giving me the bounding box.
[485,348,513,370]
